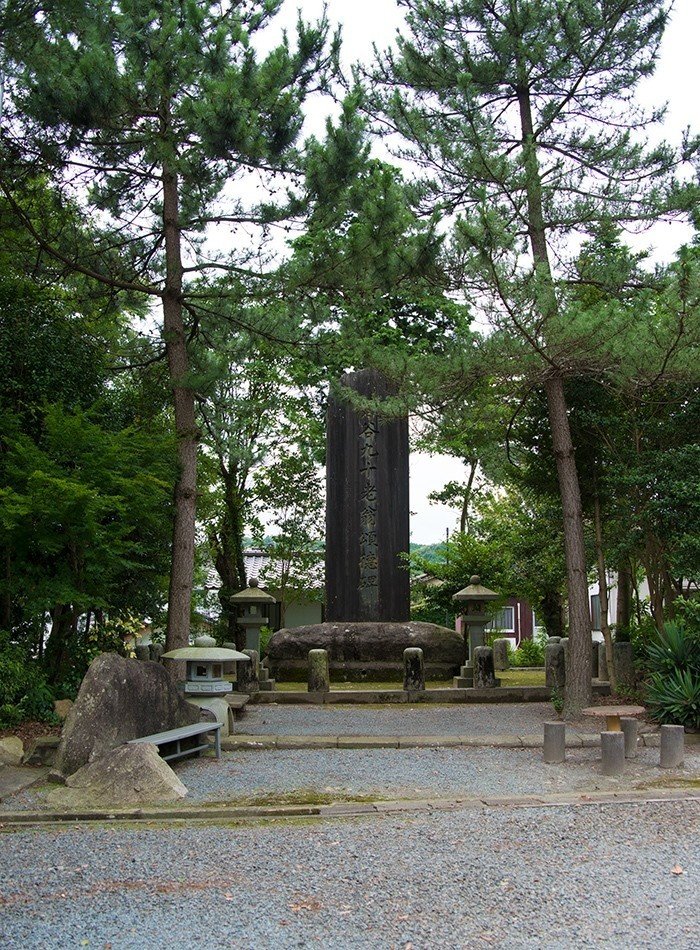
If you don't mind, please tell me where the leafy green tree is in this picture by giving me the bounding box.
[370,0,698,712]
[1,0,338,649]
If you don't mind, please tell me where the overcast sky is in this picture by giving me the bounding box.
[277,0,700,544]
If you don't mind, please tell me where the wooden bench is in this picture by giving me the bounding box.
[128,722,222,762]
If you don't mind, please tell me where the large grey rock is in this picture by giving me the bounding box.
[268,621,463,681]
[54,653,199,778]
[0,736,23,766]
[47,743,187,809]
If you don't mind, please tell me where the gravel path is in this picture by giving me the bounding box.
[0,799,697,948]
[241,702,565,736]
[5,745,697,812]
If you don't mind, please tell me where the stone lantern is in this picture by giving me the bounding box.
[162,635,250,737]
[230,577,277,654]
[452,575,500,688]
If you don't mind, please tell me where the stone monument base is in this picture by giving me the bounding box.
[267,621,463,682]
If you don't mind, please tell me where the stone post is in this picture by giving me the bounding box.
[543,722,566,763]
[149,643,164,663]
[135,644,150,662]
[659,724,684,769]
[591,642,599,679]
[613,641,635,691]
[598,642,609,682]
[473,646,497,688]
[403,648,425,691]
[619,717,638,759]
[492,638,510,671]
[600,731,625,776]
[545,641,566,689]
[237,649,260,693]
[560,637,570,675]
[308,649,330,693]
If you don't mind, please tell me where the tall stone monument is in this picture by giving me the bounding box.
[326,369,410,622]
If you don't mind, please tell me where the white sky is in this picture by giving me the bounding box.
[278,0,700,544]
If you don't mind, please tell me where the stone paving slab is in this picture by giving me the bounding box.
[0,765,48,801]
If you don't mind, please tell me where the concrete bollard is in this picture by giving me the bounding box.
[237,649,260,693]
[403,648,425,691]
[545,641,566,689]
[613,641,635,690]
[660,724,684,769]
[492,638,510,671]
[619,717,638,759]
[308,649,330,693]
[598,642,609,682]
[543,721,566,763]
[134,644,150,662]
[591,642,599,679]
[601,731,625,776]
[149,643,164,663]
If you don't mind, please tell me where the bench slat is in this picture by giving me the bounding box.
[128,722,222,745]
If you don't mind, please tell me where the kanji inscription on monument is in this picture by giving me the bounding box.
[326,369,410,622]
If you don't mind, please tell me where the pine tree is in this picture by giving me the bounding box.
[1,0,338,649]
[370,0,698,713]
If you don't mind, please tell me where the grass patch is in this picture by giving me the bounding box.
[499,669,546,687]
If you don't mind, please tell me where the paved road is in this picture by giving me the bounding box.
[0,798,697,948]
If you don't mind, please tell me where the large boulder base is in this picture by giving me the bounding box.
[47,743,187,809]
[267,621,463,681]
[54,652,199,778]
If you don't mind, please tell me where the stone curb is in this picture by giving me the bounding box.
[0,789,698,830]
[222,733,604,751]
[221,731,698,751]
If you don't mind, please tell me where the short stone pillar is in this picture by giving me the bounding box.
[492,638,510,671]
[591,642,599,679]
[308,649,330,693]
[135,644,150,662]
[601,731,625,776]
[545,641,566,688]
[473,646,497,688]
[543,721,566,763]
[660,724,684,769]
[598,642,609,682]
[613,641,635,690]
[403,648,425,691]
[560,637,570,675]
[548,636,561,643]
[149,643,164,663]
[237,649,260,693]
[619,717,638,759]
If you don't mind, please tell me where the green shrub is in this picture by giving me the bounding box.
[511,637,545,667]
[643,622,700,730]
[646,668,700,731]
[0,635,57,726]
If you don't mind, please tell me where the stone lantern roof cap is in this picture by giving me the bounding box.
[162,634,250,661]
[452,575,500,602]
[230,576,277,605]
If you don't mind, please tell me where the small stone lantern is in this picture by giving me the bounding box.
[230,577,277,653]
[452,575,500,688]
[162,635,250,737]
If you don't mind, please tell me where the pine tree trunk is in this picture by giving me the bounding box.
[594,494,616,691]
[517,78,592,715]
[545,375,592,714]
[162,158,197,652]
